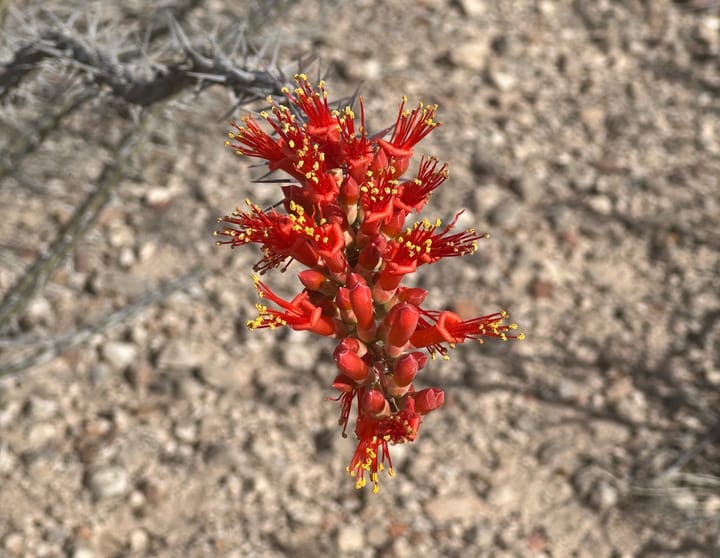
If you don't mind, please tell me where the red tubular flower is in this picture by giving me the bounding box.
[356,234,386,273]
[285,77,339,144]
[397,156,449,213]
[376,98,440,178]
[337,102,374,183]
[347,406,421,493]
[249,277,336,336]
[216,201,322,272]
[225,115,294,174]
[217,76,523,493]
[331,374,357,438]
[410,309,524,358]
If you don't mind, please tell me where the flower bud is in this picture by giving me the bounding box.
[385,303,419,349]
[357,235,386,272]
[298,270,330,292]
[333,337,366,358]
[339,175,360,206]
[348,273,374,331]
[385,375,411,397]
[362,389,390,417]
[332,373,355,393]
[393,352,427,387]
[381,209,407,238]
[413,388,445,415]
[334,286,356,324]
[396,287,428,306]
[333,338,369,383]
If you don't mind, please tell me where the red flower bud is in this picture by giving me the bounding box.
[393,352,425,387]
[335,286,353,315]
[332,373,355,393]
[333,337,370,383]
[385,303,419,349]
[333,337,366,358]
[339,175,360,206]
[348,273,374,330]
[396,287,428,306]
[362,389,390,417]
[381,209,408,238]
[385,375,411,397]
[357,235,387,272]
[413,388,445,415]
[298,270,330,292]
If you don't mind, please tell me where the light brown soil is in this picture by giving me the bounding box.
[1,1,719,556]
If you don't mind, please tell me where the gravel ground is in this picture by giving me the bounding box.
[1,1,719,557]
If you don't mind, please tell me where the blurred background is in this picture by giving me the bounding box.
[1,1,718,556]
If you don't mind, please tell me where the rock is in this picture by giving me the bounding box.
[87,465,129,500]
[27,422,59,451]
[672,489,698,511]
[3,532,24,556]
[101,342,138,369]
[72,547,96,558]
[487,67,517,91]
[89,363,112,386]
[21,296,52,327]
[280,336,323,372]
[337,525,365,553]
[425,493,490,522]
[0,442,17,474]
[490,202,524,228]
[580,106,606,137]
[590,479,618,511]
[25,396,59,420]
[449,38,490,71]
[457,0,487,17]
[173,422,197,443]
[118,247,135,269]
[587,195,612,216]
[156,339,205,370]
[144,187,172,209]
[128,529,149,552]
[487,484,516,509]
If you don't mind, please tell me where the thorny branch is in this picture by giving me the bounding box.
[0,268,206,378]
[0,103,162,333]
[0,26,283,105]
[0,0,305,350]
[0,85,96,179]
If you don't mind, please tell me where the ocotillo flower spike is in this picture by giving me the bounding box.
[217,75,523,492]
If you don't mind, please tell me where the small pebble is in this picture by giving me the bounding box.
[88,465,129,500]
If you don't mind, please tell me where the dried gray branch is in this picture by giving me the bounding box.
[0,1,299,105]
[0,267,206,378]
[0,84,96,179]
[0,104,161,334]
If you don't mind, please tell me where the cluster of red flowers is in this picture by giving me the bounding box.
[216,75,523,492]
